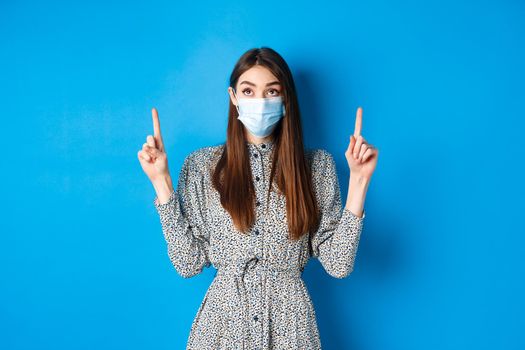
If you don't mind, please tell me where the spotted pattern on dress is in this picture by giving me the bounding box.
[153,138,365,350]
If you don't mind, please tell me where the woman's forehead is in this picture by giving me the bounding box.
[237,66,280,87]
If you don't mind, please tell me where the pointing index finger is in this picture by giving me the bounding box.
[354,106,362,137]
[151,107,164,150]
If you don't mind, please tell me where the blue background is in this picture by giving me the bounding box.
[1,0,524,349]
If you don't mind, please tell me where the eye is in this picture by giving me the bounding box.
[242,88,253,96]
[267,89,280,96]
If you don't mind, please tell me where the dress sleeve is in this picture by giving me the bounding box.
[153,152,212,278]
[309,150,365,279]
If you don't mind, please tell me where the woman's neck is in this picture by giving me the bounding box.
[245,131,274,145]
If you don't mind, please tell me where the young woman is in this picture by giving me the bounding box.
[138,47,378,349]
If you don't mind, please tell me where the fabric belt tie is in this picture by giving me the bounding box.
[214,258,302,347]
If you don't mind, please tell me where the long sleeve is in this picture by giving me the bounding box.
[153,152,212,278]
[309,150,365,279]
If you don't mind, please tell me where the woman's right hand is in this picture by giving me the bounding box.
[138,108,174,201]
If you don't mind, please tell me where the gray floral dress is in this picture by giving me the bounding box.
[153,139,365,349]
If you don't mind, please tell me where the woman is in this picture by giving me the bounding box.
[138,47,379,349]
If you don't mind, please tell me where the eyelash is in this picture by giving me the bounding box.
[242,88,280,96]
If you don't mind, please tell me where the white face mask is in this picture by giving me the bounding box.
[232,87,286,138]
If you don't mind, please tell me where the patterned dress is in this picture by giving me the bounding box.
[153,138,365,349]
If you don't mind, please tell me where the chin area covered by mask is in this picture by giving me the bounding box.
[232,88,286,138]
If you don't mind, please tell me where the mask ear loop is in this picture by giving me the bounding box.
[231,87,241,116]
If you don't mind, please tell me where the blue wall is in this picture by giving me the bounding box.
[1,0,524,349]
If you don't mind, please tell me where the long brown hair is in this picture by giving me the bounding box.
[211,47,320,241]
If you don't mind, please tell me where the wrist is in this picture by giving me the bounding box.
[152,174,174,204]
[349,173,370,190]
[345,174,369,218]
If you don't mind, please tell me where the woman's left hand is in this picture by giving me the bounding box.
[345,107,379,180]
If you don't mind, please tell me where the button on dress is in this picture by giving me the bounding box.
[153,139,365,349]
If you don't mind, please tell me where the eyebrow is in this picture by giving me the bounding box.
[239,80,281,87]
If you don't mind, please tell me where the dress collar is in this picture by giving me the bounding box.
[245,138,275,153]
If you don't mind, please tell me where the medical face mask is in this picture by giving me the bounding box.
[232,88,286,138]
